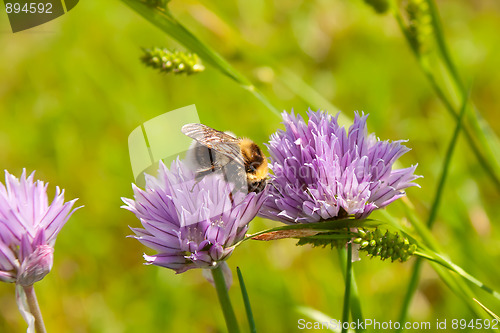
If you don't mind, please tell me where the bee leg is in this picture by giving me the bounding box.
[190,165,220,192]
[190,176,203,192]
[229,192,234,206]
[196,166,218,177]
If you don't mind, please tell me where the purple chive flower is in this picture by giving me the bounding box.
[0,170,79,286]
[122,159,267,274]
[260,110,420,224]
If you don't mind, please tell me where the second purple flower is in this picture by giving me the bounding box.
[260,110,421,224]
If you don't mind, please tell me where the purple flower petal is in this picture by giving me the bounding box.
[0,169,79,285]
[123,159,266,274]
[261,110,421,224]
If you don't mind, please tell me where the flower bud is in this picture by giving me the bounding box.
[406,0,433,54]
[354,228,417,262]
[17,245,54,286]
[141,48,205,75]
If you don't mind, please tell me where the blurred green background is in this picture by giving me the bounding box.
[1,0,500,332]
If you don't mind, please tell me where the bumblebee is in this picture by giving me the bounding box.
[181,123,268,193]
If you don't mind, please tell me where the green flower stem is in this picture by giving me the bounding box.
[338,248,364,332]
[23,285,47,333]
[211,266,240,333]
[348,270,364,332]
[121,0,280,117]
[341,242,352,333]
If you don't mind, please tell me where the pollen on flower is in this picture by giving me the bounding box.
[344,198,361,213]
[186,227,204,243]
[211,219,224,227]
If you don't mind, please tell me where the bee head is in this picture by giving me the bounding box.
[240,139,265,173]
[248,178,268,193]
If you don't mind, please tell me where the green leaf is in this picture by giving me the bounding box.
[238,218,381,245]
[236,267,257,333]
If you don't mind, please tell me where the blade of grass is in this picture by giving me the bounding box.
[170,2,353,129]
[423,0,463,93]
[418,68,500,189]
[415,249,500,304]
[426,90,469,230]
[396,92,467,328]
[383,208,497,322]
[427,261,492,321]
[120,0,280,117]
[236,267,257,333]
[386,205,498,323]
[473,299,500,322]
[392,5,500,190]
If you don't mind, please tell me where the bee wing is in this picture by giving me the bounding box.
[182,123,244,165]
